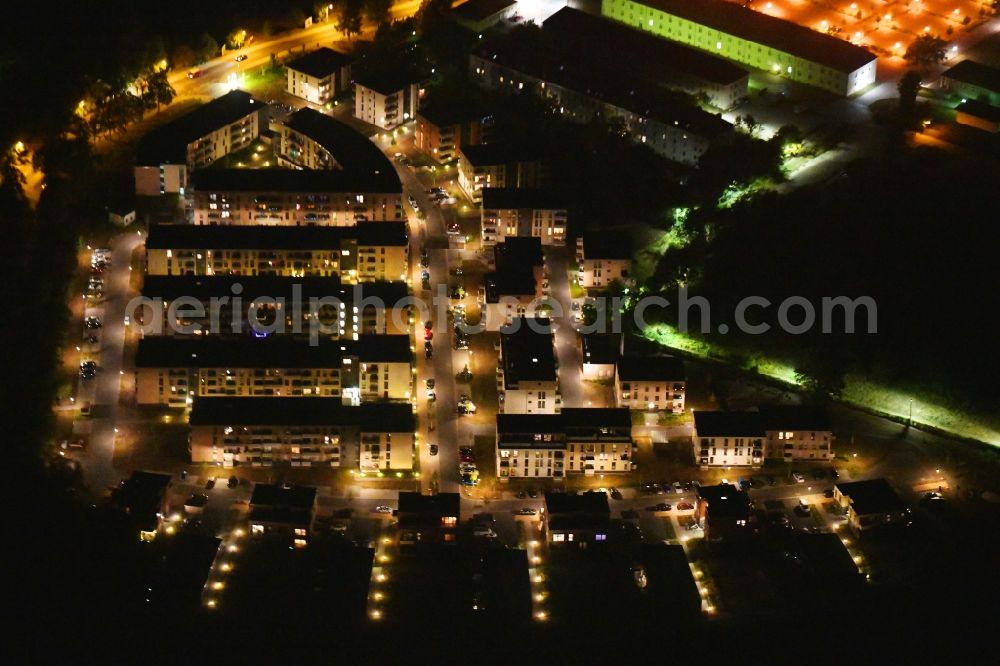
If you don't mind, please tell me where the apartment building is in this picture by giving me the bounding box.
[497,317,560,414]
[285,47,353,104]
[396,492,461,545]
[602,0,877,96]
[543,7,749,110]
[137,275,410,337]
[834,479,910,532]
[615,356,686,413]
[145,222,408,282]
[134,335,412,406]
[484,237,545,331]
[695,483,752,541]
[455,143,542,203]
[544,491,611,547]
[353,73,419,130]
[581,333,620,380]
[453,0,518,32]
[111,471,173,541]
[693,411,765,468]
[414,101,491,162]
[191,169,402,226]
[577,232,632,289]
[134,90,265,196]
[248,484,318,544]
[940,60,1000,107]
[481,188,567,247]
[762,405,834,462]
[188,398,415,469]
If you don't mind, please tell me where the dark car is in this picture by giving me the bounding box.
[420,255,430,268]
[766,475,777,486]
[610,488,623,500]
[527,488,539,499]
[425,378,435,390]
[227,475,238,488]
[647,503,671,512]
[425,346,433,360]
[205,477,216,490]
[429,444,439,456]
[234,54,248,62]
[515,507,537,515]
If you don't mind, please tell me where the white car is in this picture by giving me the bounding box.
[374,505,392,514]
[792,472,805,483]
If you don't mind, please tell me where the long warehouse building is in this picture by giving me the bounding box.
[601,0,877,96]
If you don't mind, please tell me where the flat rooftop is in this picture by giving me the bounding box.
[112,471,172,531]
[942,59,1000,94]
[453,0,518,22]
[417,99,490,127]
[285,47,352,78]
[544,7,748,87]
[354,71,418,95]
[496,408,632,446]
[458,142,540,166]
[141,274,408,303]
[617,355,685,382]
[481,188,566,210]
[146,221,407,250]
[189,397,415,431]
[136,90,263,166]
[693,410,766,437]
[486,236,543,301]
[250,483,317,510]
[582,333,621,366]
[581,231,632,261]
[500,317,557,387]
[544,490,611,516]
[760,405,831,432]
[397,492,460,517]
[612,0,876,74]
[135,334,410,368]
[193,165,400,194]
[280,108,399,190]
[836,479,907,516]
[697,483,750,519]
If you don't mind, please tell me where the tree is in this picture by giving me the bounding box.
[897,70,921,123]
[196,33,220,62]
[147,70,176,113]
[904,35,947,68]
[171,44,197,70]
[364,0,393,25]
[337,0,364,38]
[228,28,249,50]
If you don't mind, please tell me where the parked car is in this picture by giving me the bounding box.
[647,503,671,512]
[187,69,204,79]
[527,488,539,499]
[676,502,694,511]
[227,475,238,488]
[514,507,537,516]
[428,444,438,456]
[205,477,216,490]
[792,472,805,483]
[426,378,435,390]
[374,505,392,514]
[234,54,248,62]
[610,488,623,500]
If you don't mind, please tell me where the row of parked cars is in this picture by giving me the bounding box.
[460,445,479,486]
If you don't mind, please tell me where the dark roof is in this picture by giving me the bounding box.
[497,414,566,436]
[453,0,517,22]
[458,142,540,166]
[544,490,610,516]
[561,408,632,439]
[481,188,566,210]
[136,90,263,166]
[285,47,352,78]
[193,165,400,194]
[500,318,556,386]
[544,7,748,86]
[625,0,876,73]
[794,533,860,582]
[397,492,460,517]
[476,41,732,139]
[760,405,831,432]
[146,221,406,250]
[697,483,750,519]
[250,484,317,509]
[617,355,684,382]
[417,100,490,128]
[280,108,398,189]
[693,411,766,437]
[141,274,407,303]
[189,398,415,430]
[637,544,701,615]
[942,60,1000,93]
[496,409,631,446]
[956,99,1000,123]
[836,479,907,516]
[582,231,632,260]
[135,334,410,368]
[582,333,620,366]
[112,471,172,531]
[487,236,544,300]
[354,71,417,95]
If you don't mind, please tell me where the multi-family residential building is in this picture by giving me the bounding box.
[602,0,877,96]
[455,143,542,202]
[495,408,634,480]
[940,60,1000,107]
[481,188,567,247]
[497,317,560,414]
[695,483,752,541]
[484,237,545,331]
[693,411,765,468]
[134,90,265,196]
[470,45,731,166]
[144,222,408,282]
[577,232,632,289]
[414,100,492,162]
[544,491,612,547]
[543,7,749,110]
[834,479,910,532]
[285,47,354,104]
[615,356,686,413]
[136,275,410,337]
[762,405,834,462]
[248,484,318,545]
[353,73,419,130]
[111,471,173,541]
[453,0,518,32]
[581,333,620,380]
[191,169,402,226]
[954,99,1000,133]
[188,398,415,469]
[134,335,412,406]
[396,492,460,545]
